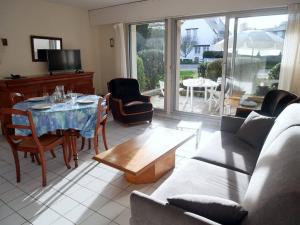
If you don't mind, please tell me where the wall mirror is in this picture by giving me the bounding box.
[30,35,63,62]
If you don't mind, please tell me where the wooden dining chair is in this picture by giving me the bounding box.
[9,92,25,106]
[0,108,71,186]
[81,93,110,154]
[9,92,57,162]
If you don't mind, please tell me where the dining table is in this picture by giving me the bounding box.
[12,94,102,167]
[182,78,219,112]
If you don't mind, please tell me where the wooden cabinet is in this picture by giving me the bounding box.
[0,72,94,108]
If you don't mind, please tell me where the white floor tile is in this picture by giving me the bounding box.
[30,208,61,225]
[81,194,109,211]
[0,204,14,221]
[98,201,126,220]
[64,204,94,224]
[18,200,47,220]
[0,213,26,225]
[79,212,110,225]
[113,208,131,225]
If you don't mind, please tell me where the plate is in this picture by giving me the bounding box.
[27,96,47,102]
[77,99,95,104]
[31,103,52,110]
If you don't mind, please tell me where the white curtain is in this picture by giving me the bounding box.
[113,23,128,78]
[279,3,300,95]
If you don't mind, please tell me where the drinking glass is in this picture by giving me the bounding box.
[70,93,77,105]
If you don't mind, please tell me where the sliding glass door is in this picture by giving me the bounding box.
[129,22,166,110]
[175,16,226,116]
[223,14,288,115]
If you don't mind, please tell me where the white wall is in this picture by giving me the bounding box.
[90,0,300,25]
[0,0,102,93]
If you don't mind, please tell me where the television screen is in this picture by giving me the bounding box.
[47,49,81,72]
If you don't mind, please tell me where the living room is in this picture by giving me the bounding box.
[0,0,299,224]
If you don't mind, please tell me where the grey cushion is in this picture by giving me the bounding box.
[167,194,248,225]
[236,111,275,150]
[192,131,259,175]
[152,159,250,204]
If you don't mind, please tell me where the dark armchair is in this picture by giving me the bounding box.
[107,78,153,124]
[236,89,297,118]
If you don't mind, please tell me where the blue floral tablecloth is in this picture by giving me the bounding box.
[13,95,103,138]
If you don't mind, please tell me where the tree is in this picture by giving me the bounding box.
[206,59,223,81]
[139,49,164,90]
[268,63,281,80]
[136,24,151,52]
[137,56,146,92]
[180,35,197,58]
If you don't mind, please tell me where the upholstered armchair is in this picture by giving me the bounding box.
[107,78,153,124]
[235,89,297,118]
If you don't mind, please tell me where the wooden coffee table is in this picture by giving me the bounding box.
[93,127,194,184]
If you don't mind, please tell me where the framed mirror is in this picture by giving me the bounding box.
[30,35,63,62]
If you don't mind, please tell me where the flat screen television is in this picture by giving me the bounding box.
[47,49,81,73]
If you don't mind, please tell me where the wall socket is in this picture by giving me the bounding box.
[1,38,8,46]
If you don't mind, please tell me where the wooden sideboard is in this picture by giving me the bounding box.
[0,72,95,108]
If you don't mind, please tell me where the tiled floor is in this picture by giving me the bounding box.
[0,116,218,225]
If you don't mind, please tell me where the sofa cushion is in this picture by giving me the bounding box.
[167,194,248,225]
[152,159,250,204]
[192,131,259,175]
[123,102,153,114]
[236,111,275,150]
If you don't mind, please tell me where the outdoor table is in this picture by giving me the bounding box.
[12,95,101,167]
[182,78,218,112]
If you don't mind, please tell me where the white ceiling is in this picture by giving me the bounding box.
[44,0,146,10]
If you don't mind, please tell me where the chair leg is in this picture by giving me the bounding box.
[88,139,91,150]
[81,137,85,150]
[24,152,28,158]
[94,137,99,155]
[39,152,47,187]
[50,150,56,158]
[30,153,35,163]
[34,154,41,165]
[12,150,20,183]
[62,143,71,169]
[102,124,108,150]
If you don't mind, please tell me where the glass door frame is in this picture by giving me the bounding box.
[172,7,287,117]
[127,19,168,112]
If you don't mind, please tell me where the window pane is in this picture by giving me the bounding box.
[224,14,288,115]
[177,17,225,115]
[130,22,165,109]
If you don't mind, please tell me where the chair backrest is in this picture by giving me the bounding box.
[9,92,25,106]
[260,89,297,117]
[107,78,141,102]
[94,93,110,136]
[0,108,41,150]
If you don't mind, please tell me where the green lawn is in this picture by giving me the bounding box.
[180,70,198,80]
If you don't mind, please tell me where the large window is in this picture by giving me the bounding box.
[129,22,165,109]
[224,14,288,115]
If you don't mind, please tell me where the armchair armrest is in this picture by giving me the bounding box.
[235,107,261,118]
[139,95,151,103]
[130,191,221,225]
[220,116,245,133]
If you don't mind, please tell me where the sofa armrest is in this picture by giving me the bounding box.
[130,191,221,225]
[220,116,245,133]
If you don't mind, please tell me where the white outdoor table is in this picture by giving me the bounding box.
[182,78,218,112]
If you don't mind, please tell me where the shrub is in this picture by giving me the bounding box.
[137,56,146,91]
[198,62,208,78]
[203,51,223,59]
[268,63,281,80]
[180,59,193,64]
[139,49,164,90]
[206,59,223,81]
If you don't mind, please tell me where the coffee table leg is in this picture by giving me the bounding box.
[125,150,175,184]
